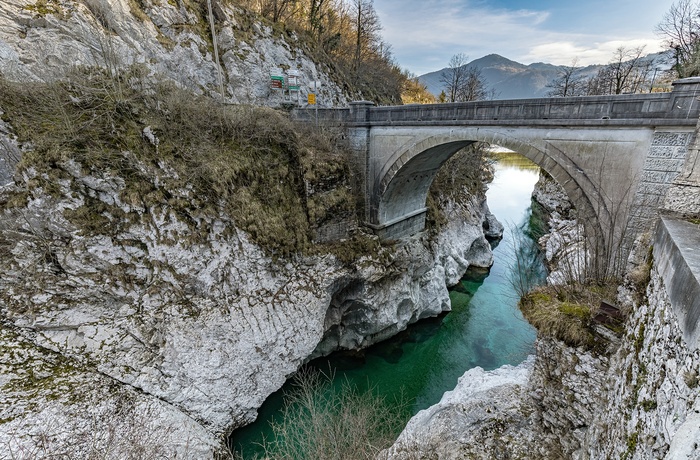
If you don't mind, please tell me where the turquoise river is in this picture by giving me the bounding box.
[231,152,547,458]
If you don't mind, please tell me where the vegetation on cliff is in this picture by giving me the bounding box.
[228,0,433,104]
[0,66,361,259]
[425,144,489,235]
[519,283,618,350]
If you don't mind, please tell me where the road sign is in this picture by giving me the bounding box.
[270,75,284,89]
[308,93,316,105]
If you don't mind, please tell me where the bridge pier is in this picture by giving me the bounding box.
[347,101,374,226]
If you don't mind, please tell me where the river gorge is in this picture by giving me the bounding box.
[1,1,700,457]
[232,151,547,458]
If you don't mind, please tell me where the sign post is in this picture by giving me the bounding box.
[313,79,320,126]
[287,69,300,105]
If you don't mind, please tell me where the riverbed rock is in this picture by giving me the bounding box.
[379,357,536,460]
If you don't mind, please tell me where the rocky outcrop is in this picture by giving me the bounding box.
[314,196,494,358]
[0,116,21,188]
[533,170,587,285]
[0,326,223,458]
[380,358,536,460]
[0,0,347,106]
[0,140,496,456]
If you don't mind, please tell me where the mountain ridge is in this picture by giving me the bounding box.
[418,53,666,99]
[418,53,595,99]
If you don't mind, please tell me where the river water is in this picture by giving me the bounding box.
[231,151,546,458]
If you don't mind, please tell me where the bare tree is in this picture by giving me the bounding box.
[440,54,492,102]
[459,66,492,101]
[546,58,587,97]
[440,53,470,102]
[260,0,300,22]
[308,0,332,40]
[656,0,700,77]
[585,47,652,95]
[351,0,381,74]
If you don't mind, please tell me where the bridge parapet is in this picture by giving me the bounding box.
[365,78,700,126]
[295,77,700,127]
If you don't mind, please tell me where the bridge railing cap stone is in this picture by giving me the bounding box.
[672,77,700,91]
[673,77,700,84]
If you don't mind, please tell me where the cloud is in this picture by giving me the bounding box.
[523,39,665,66]
[376,0,667,75]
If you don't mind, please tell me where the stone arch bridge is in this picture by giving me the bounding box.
[297,78,700,261]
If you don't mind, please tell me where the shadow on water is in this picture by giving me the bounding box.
[230,153,546,459]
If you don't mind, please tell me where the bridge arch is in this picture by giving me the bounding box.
[369,128,604,249]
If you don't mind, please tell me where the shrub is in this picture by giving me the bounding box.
[519,282,618,349]
[255,367,409,460]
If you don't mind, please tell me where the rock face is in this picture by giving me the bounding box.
[380,358,536,460]
[0,0,347,107]
[0,113,22,188]
[0,3,501,455]
[533,170,587,285]
[0,141,496,455]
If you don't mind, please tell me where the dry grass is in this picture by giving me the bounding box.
[520,282,619,350]
[0,67,357,258]
[252,367,409,460]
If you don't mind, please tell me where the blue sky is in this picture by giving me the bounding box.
[375,0,673,75]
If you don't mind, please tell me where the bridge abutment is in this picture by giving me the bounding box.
[662,115,700,217]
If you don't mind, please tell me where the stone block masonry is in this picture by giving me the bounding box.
[624,130,693,253]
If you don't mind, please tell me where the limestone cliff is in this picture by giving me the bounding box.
[0,11,499,454]
[0,143,496,457]
[0,0,347,106]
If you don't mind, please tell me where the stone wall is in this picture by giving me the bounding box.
[625,131,693,251]
[584,259,700,459]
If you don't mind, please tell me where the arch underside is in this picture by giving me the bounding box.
[370,128,628,252]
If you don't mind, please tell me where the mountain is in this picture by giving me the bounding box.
[418,54,598,100]
[419,52,674,100]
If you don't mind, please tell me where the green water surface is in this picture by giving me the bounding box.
[231,152,546,458]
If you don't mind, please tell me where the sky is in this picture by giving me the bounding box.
[374,0,674,75]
